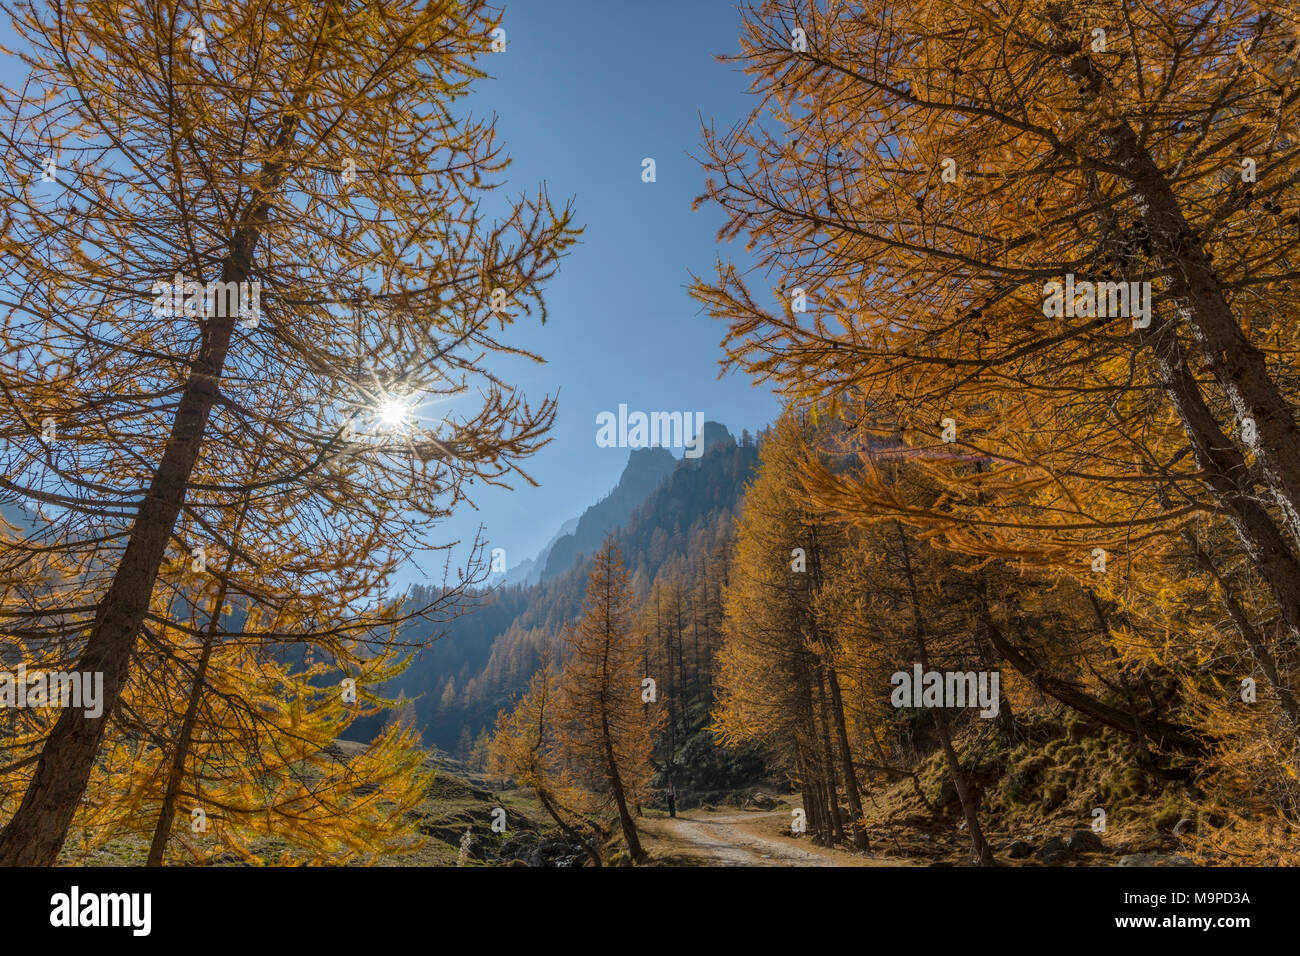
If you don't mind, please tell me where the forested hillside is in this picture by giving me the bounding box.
[350,425,761,761]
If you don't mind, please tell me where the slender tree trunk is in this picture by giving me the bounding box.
[536,789,602,867]
[795,748,819,839]
[825,664,869,849]
[657,589,678,771]
[601,710,643,861]
[681,595,691,723]
[799,749,828,845]
[815,668,844,844]
[792,645,832,845]
[147,478,262,866]
[147,628,216,866]
[804,523,865,846]
[894,522,995,866]
[931,707,995,866]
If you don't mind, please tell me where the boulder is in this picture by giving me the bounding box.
[1065,829,1103,853]
[1006,840,1033,859]
[1035,835,1066,860]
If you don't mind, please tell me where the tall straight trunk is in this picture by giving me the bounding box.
[825,664,869,849]
[681,595,691,723]
[795,749,819,839]
[656,590,677,768]
[691,586,702,708]
[0,115,297,866]
[805,524,867,848]
[894,522,995,866]
[814,668,843,844]
[792,642,832,844]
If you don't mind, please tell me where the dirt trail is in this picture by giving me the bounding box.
[638,809,920,867]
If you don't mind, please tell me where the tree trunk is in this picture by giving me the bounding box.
[814,668,844,844]
[894,521,995,866]
[977,587,1202,752]
[1061,19,1300,551]
[825,664,869,849]
[931,707,995,866]
[1177,529,1300,728]
[601,711,643,861]
[146,628,216,866]
[536,788,602,867]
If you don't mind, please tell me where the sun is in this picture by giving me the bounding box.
[375,397,412,432]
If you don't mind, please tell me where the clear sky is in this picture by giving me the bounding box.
[401,0,782,585]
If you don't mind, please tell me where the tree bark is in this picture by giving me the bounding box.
[825,663,870,849]
[146,627,215,867]
[814,668,844,844]
[536,788,602,867]
[601,710,644,862]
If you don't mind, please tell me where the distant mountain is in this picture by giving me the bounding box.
[539,445,677,580]
[499,516,579,588]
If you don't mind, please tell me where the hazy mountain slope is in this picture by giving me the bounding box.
[539,446,677,580]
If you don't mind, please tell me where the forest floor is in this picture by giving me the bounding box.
[639,806,918,867]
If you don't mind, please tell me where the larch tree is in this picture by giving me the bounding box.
[487,652,603,866]
[0,0,577,865]
[712,411,863,847]
[555,538,657,862]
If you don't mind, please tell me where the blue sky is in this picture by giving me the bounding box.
[401,0,782,584]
